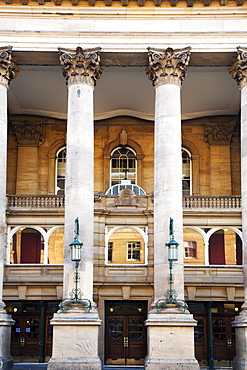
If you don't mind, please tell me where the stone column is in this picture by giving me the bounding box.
[60,46,102,303]
[12,120,44,194]
[204,121,236,196]
[229,46,247,370]
[0,46,19,370]
[48,47,102,370]
[145,47,199,370]
[146,47,191,303]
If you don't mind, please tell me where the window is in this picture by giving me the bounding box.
[182,148,192,196]
[110,146,137,186]
[56,147,66,195]
[184,241,197,258]
[108,242,113,262]
[106,227,146,264]
[127,241,141,261]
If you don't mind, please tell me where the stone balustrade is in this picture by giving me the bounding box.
[6,194,241,211]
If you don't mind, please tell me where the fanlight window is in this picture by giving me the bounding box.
[182,148,192,196]
[110,146,137,186]
[56,147,66,195]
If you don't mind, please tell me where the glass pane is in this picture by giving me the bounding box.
[109,318,124,340]
[213,319,227,341]
[129,318,144,340]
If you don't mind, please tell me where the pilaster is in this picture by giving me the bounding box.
[204,120,236,195]
[12,120,45,194]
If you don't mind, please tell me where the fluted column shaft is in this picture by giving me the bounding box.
[59,47,102,302]
[146,47,191,302]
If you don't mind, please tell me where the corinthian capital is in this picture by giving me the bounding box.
[0,46,19,88]
[12,120,45,146]
[146,46,191,88]
[204,121,236,145]
[229,46,247,89]
[59,46,102,87]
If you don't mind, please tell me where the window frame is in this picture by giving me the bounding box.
[110,146,137,187]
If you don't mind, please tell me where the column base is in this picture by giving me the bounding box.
[232,312,247,370]
[48,357,101,370]
[0,356,14,370]
[233,359,247,370]
[145,311,199,370]
[145,358,200,370]
[47,309,102,370]
[0,312,14,370]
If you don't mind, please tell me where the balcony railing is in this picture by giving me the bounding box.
[6,194,241,211]
[182,196,241,209]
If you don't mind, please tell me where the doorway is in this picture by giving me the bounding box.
[6,300,59,363]
[105,300,147,365]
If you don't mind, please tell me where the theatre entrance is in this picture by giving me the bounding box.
[105,300,147,365]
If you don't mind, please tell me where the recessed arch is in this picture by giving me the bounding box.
[105,226,148,265]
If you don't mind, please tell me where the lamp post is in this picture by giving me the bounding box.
[59,218,91,312]
[166,218,179,303]
[156,218,188,313]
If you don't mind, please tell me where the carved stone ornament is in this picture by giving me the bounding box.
[0,46,19,88]
[229,46,247,89]
[204,121,236,145]
[59,46,102,87]
[12,120,45,146]
[116,188,137,206]
[146,46,191,88]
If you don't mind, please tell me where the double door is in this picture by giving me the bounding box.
[105,313,147,365]
[11,313,53,362]
[11,315,40,361]
[194,314,236,366]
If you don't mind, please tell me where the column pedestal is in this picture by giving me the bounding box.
[232,314,247,370]
[0,312,14,370]
[47,310,102,370]
[145,312,199,370]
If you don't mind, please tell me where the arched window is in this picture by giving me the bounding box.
[10,228,44,264]
[182,148,192,196]
[55,147,66,195]
[209,229,242,265]
[110,146,137,186]
[106,226,147,265]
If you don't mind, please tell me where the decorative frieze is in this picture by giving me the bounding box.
[59,46,102,87]
[12,120,45,146]
[0,46,19,88]
[204,121,236,145]
[146,46,191,88]
[229,46,247,89]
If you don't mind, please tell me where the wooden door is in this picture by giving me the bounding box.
[213,316,236,364]
[105,314,146,365]
[11,315,40,361]
[194,316,207,362]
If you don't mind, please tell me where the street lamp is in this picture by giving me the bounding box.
[69,233,83,301]
[165,218,179,303]
[156,217,188,313]
[59,217,91,312]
